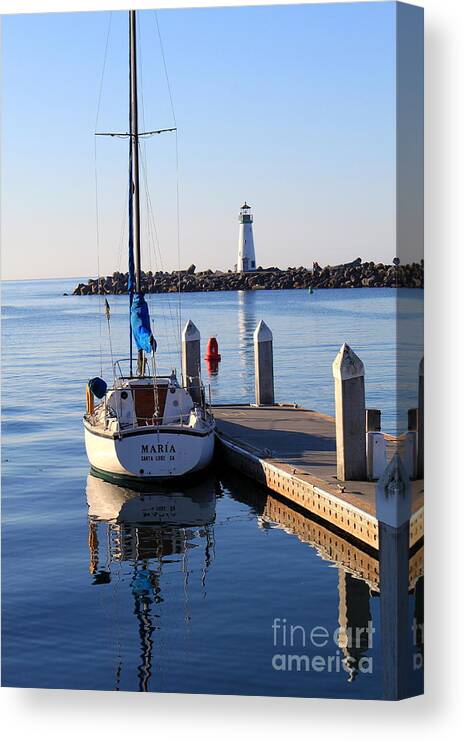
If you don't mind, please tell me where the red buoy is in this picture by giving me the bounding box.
[205,336,221,362]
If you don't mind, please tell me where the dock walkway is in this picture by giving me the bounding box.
[214,404,424,551]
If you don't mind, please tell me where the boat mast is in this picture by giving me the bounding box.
[129,10,145,375]
[129,10,142,294]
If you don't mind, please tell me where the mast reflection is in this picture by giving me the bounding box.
[85,472,218,692]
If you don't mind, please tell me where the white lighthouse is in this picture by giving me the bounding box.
[237,202,256,273]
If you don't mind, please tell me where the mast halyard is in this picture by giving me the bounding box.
[129,10,145,376]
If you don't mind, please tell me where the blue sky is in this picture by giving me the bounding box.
[2,2,402,279]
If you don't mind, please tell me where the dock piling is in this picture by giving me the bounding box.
[182,319,202,404]
[332,343,367,481]
[376,454,412,700]
[254,320,275,406]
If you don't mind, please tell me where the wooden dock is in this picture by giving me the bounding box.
[214,404,424,552]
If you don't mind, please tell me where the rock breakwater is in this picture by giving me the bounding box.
[71,258,423,295]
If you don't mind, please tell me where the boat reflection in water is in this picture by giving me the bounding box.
[86,473,217,691]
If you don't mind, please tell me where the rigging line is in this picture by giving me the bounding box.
[94,11,113,132]
[154,10,177,128]
[140,149,169,367]
[145,185,179,362]
[151,347,160,420]
[140,147,178,370]
[95,129,176,138]
[139,142,180,357]
[105,300,115,382]
[137,16,160,357]
[174,132,182,370]
[135,48,157,355]
[94,137,103,378]
[140,11,180,366]
[137,16,160,282]
[136,15,174,371]
[154,10,182,366]
[93,11,112,378]
[140,155,165,363]
[137,23,151,283]
[115,181,129,275]
[137,20,177,371]
[138,12,179,368]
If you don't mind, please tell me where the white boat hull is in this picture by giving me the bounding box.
[84,423,215,481]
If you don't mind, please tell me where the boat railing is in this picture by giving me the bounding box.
[112,358,175,381]
[89,394,213,432]
[97,403,191,431]
[112,360,211,411]
[184,375,211,410]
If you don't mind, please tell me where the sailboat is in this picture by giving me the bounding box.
[84,11,215,484]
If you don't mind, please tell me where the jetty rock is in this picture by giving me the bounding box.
[71,260,424,295]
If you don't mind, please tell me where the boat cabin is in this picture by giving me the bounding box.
[100,375,197,432]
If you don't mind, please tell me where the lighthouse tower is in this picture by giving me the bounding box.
[237,202,256,273]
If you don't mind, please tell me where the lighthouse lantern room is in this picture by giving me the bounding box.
[237,202,256,273]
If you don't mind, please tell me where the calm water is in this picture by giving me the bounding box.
[1,280,423,698]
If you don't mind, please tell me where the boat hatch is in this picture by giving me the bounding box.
[129,383,168,425]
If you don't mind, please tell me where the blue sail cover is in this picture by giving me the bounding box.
[131,292,153,353]
[128,128,156,357]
